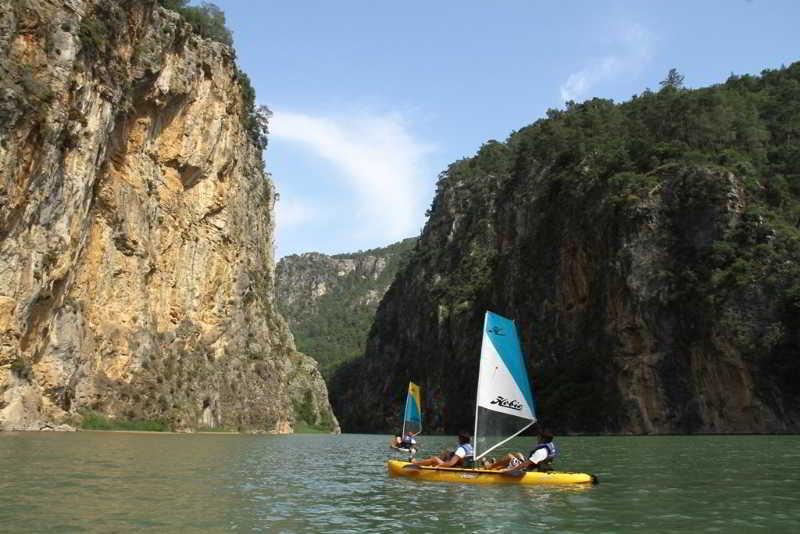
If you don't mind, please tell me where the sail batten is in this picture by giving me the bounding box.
[474,311,537,461]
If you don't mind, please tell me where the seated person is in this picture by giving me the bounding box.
[486,430,557,472]
[390,432,419,449]
[400,432,419,449]
[412,432,473,467]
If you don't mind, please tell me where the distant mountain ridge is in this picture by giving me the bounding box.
[276,238,417,379]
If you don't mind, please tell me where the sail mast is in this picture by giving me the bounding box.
[401,387,408,437]
[473,312,490,462]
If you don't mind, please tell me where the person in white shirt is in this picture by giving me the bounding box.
[400,432,419,448]
[391,432,420,452]
[412,432,474,467]
[486,431,557,472]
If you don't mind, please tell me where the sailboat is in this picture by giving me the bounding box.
[391,382,422,452]
[387,311,597,485]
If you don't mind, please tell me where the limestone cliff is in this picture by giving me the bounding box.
[276,238,416,379]
[0,0,338,432]
[332,65,800,434]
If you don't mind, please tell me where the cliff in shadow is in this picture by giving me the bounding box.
[332,65,800,434]
[0,0,337,432]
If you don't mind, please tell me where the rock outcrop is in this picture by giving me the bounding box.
[0,0,337,433]
[332,66,800,434]
[276,238,415,379]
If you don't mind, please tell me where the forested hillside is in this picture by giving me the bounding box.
[276,239,416,379]
[331,64,800,434]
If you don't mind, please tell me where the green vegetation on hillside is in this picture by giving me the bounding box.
[292,390,336,433]
[278,238,417,380]
[517,65,799,357]
[332,63,800,434]
[158,0,232,45]
[79,411,169,432]
[430,64,800,340]
[458,66,798,424]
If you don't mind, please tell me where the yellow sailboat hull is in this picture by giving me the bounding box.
[387,460,597,485]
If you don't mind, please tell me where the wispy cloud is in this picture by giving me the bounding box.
[276,197,317,228]
[560,21,655,102]
[270,110,434,241]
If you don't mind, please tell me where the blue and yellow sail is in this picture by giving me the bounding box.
[402,382,422,435]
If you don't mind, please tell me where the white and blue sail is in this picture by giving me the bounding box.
[473,311,537,461]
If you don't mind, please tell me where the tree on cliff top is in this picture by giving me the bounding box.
[159,0,233,46]
[660,68,685,90]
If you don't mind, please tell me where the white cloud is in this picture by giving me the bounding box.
[269,110,434,241]
[276,197,317,227]
[560,21,654,102]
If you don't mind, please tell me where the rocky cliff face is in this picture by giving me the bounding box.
[0,0,337,432]
[276,238,416,379]
[332,66,800,434]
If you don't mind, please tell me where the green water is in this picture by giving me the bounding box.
[1,433,799,532]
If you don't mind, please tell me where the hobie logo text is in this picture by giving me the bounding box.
[490,396,522,411]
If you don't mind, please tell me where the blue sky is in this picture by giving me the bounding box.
[214,0,800,258]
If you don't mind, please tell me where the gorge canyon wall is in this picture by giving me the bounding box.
[276,238,416,380]
[332,66,800,434]
[0,0,337,432]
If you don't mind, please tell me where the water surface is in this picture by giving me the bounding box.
[1,432,799,532]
